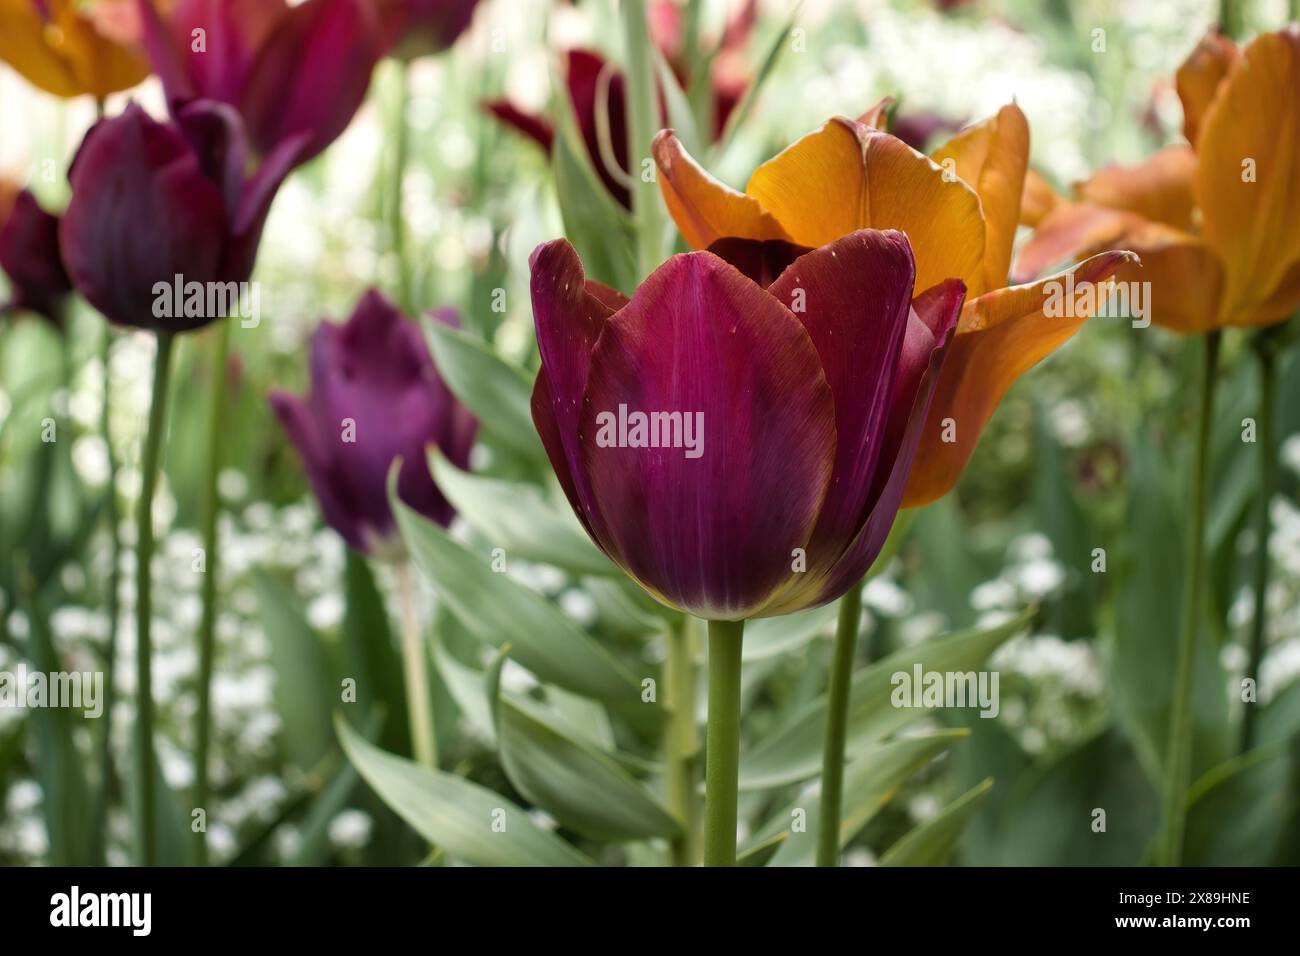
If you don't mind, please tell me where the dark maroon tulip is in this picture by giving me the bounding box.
[59,101,303,331]
[891,111,966,151]
[270,291,476,555]
[529,231,964,620]
[373,0,481,60]
[138,0,381,166]
[0,190,73,327]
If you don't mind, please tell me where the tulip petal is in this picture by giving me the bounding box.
[529,239,620,547]
[566,49,632,210]
[1195,27,1300,328]
[1020,167,1061,227]
[1176,27,1239,147]
[60,104,229,331]
[705,236,812,288]
[932,103,1029,293]
[484,99,555,153]
[1075,145,1198,232]
[270,389,364,550]
[0,0,81,97]
[142,0,287,107]
[765,230,915,588]
[240,0,380,164]
[652,129,792,250]
[579,252,835,619]
[54,3,149,98]
[0,189,71,325]
[744,117,986,295]
[902,251,1137,507]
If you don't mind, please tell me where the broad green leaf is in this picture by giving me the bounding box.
[488,664,681,842]
[653,45,704,158]
[337,716,593,866]
[880,777,993,866]
[393,494,642,704]
[430,636,495,742]
[256,576,335,771]
[430,450,614,576]
[744,603,837,661]
[739,609,1032,790]
[737,832,788,867]
[1184,741,1293,866]
[340,551,408,754]
[583,575,676,636]
[751,730,966,867]
[550,71,637,294]
[421,318,542,462]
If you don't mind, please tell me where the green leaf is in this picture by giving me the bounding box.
[255,576,335,771]
[337,716,594,866]
[879,778,994,867]
[653,45,704,158]
[429,636,495,743]
[429,450,614,576]
[737,832,788,867]
[550,75,637,294]
[340,551,408,753]
[488,659,681,842]
[392,493,642,704]
[739,609,1032,790]
[1184,741,1294,866]
[743,603,837,661]
[421,318,542,462]
[714,1,804,156]
[752,730,967,867]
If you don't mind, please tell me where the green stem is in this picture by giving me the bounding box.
[389,59,412,312]
[1159,330,1220,867]
[396,561,437,768]
[134,332,176,867]
[704,619,744,866]
[621,0,666,281]
[1219,0,1245,39]
[665,616,701,866]
[816,578,863,867]
[193,317,231,865]
[1239,340,1277,754]
[92,326,121,865]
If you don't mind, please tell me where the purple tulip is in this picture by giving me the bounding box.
[0,189,73,327]
[374,0,481,61]
[58,101,302,332]
[269,290,476,556]
[138,0,381,166]
[530,231,964,620]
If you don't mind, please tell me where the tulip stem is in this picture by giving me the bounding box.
[134,331,176,867]
[1240,332,1280,754]
[1160,329,1220,867]
[92,326,121,866]
[622,0,667,281]
[193,317,231,866]
[665,615,701,865]
[704,619,744,866]
[396,560,437,769]
[816,578,864,867]
[389,59,412,312]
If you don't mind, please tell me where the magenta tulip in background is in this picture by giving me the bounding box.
[270,291,476,556]
[0,189,72,327]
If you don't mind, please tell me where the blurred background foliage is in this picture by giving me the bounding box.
[1,0,1298,866]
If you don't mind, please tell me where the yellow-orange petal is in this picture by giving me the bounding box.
[744,117,986,295]
[1176,27,1239,147]
[652,129,791,250]
[0,0,82,97]
[1075,145,1198,233]
[1196,26,1300,329]
[1012,202,1134,282]
[56,4,150,98]
[857,96,893,129]
[902,250,1136,508]
[1020,167,1061,227]
[931,103,1030,294]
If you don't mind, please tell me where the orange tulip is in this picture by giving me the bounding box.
[0,0,149,99]
[653,103,1133,507]
[1015,26,1300,335]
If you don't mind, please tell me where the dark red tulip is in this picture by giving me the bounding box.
[270,291,476,555]
[530,231,964,620]
[137,0,381,166]
[59,101,303,331]
[0,189,73,327]
[891,111,966,151]
[372,0,481,60]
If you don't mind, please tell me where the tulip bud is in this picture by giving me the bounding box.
[0,190,73,327]
[59,101,302,331]
[373,0,481,61]
[270,291,476,556]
